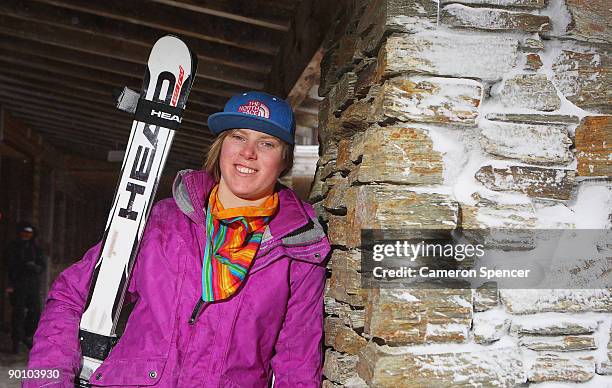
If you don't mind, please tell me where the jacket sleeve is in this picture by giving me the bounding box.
[23,242,103,387]
[24,200,170,387]
[270,259,327,387]
[24,236,144,387]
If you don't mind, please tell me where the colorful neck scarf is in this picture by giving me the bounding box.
[202,185,278,302]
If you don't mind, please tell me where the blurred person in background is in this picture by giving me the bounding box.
[4,222,45,354]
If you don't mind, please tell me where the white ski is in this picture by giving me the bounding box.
[76,35,197,386]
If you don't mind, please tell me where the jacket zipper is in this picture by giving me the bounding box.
[187,220,208,327]
[178,298,206,386]
[188,299,205,325]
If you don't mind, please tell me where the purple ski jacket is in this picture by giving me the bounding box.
[25,169,331,387]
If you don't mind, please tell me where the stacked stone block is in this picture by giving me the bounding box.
[313,0,612,386]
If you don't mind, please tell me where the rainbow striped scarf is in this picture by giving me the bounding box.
[202,185,278,302]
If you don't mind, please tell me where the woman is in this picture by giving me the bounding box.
[26,91,331,387]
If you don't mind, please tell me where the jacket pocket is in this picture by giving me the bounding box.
[284,238,330,264]
[88,358,167,386]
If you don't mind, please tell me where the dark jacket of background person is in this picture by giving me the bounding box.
[5,227,46,289]
[4,222,46,353]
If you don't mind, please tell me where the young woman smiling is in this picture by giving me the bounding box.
[26,92,331,388]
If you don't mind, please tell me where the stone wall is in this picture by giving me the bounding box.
[312,0,612,386]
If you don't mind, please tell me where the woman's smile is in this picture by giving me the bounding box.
[234,164,257,175]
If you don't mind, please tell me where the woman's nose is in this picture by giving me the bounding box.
[240,141,257,159]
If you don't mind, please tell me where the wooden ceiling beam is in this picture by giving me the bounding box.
[151,0,293,31]
[0,76,145,111]
[0,73,219,124]
[29,0,281,55]
[266,1,341,98]
[0,83,214,129]
[12,114,209,162]
[0,54,226,109]
[0,109,66,167]
[42,130,206,164]
[0,92,213,144]
[0,86,109,112]
[21,128,118,153]
[0,36,247,99]
[9,111,129,145]
[0,51,140,96]
[286,48,323,108]
[3,100,154,139]
[42,131,206,166]
[0,73,112,104]
[2,0,274,71]
[0,45,242,99]
[0,142,28,159]
[5,109,196,173]
[5,139,205,182]
[7,127,107,167]
[0,60,121,98]
[7,104,212,147]
[3,113,126,200]
[0,97,131,132]
[0,99,214,146]
[0,13,264,89]
[0,34,141,78]
[0,52,229,110]
[0,62,226,113]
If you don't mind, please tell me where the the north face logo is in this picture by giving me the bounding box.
[238,100,270,118]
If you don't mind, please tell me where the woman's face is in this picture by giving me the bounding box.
[218,128,285,203]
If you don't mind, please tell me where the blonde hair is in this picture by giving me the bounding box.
[203,129,294,182]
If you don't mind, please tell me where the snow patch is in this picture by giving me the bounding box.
[566,183,612,229]
[539,0,573,37]
[428,125,470,186]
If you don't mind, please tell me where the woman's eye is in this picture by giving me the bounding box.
[260,142,276,149]
[232,134,245,141]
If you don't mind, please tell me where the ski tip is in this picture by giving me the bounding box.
[148,35,194,76]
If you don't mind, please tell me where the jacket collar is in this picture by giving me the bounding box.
[172,169,313,245]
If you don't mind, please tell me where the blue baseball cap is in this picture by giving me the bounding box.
[207,91,296,145]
